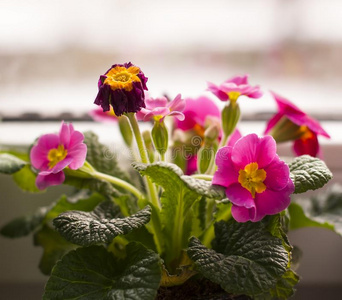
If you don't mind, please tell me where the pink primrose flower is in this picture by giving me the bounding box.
[30,121,87,190]
[137,94,185,122]
[213,133,294,222]
[265,92,330,157]
[207,75,263,102]
[89,106,118,123]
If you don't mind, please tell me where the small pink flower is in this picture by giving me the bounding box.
[89,107,118,123]
[175,96,220,132]
[30,121,87,190]
[137,94,185,122]
[213,133,294,222]
[207,74,263,102]
[265,92,330,157]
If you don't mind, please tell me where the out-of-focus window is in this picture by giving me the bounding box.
[1,0,342,119]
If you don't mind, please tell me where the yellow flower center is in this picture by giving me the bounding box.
[47,144,68,169]
[298,125,314,140]
[104,66,141,92]
[228,91,241,102]
[238,162,267,198]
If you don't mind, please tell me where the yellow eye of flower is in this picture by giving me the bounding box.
[104,66,142,92]
[228,91,241,102]
[298,125,314,140]
[48,145,68,168]
[238,162,267,198]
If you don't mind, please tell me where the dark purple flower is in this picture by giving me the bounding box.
[94,62,148,116]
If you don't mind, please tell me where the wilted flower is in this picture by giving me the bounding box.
[94,62,148,116]
[265,92,330,157]
[30,122,87,190]
[207,75,263,102]
[213,133,294,222]
[137,94,185,122]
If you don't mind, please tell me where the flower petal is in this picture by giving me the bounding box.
[36,171,65,190]
[231,205,256,223]
[168,94,185,112]
[225,183,255,208]
[264,156,290,190]
[67,144,88,170]
[59,121,73,148]
[30,134,59,170]
[213,147,239,188]
[231,134,276,169]
[293,134,320,157]
[207,82,229,101]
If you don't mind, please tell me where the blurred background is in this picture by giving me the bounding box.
[1,0,342,299]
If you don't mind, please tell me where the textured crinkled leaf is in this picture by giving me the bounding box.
[268,269,299,300]
[84,131,130,181]
[288,185,342,236]
[188,219,288,297]
[289,155,332,194]
[133,162,225,200]
[0,153,27,174]
[133,162,224,266]
[0,206,49,238]
[43,243,161,300]
[53,201,151,246]
[34,225,77,275]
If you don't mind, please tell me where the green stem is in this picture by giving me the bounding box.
[191,174,213,181]
[93,171,145,200]
[126,113,161,209]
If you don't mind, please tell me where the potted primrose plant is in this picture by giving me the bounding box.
[0,62,336,300]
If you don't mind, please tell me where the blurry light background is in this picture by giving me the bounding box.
[0,0,342,298]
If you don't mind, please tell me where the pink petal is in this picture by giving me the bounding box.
[264,156,290,191]
[226,75,249,85]
[89,108,117,123]
[227,129,242,147]
[168,111,185,121]
[59,122,73,148]
[30,134,59,169]
[145,96,168,109]
[36,171,65,190]
[143,107,170,121]
[207,82,229,101]
[231,205,256,223]
[293,134,320,157]
[264,112,283,134]
[168,94,185,112]
[49,157,73,173]
[253,180,293,221]
[225,183,255,208]
[231,134,276,169]
[69,130,85,149]
[67,144,87,169]
[213,147,239,188]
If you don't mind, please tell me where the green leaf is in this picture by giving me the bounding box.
[289,155,333,194]
[288,185,342,236]
[53,201,151,246]
[84,131,129,181]
[188,219,289,297]
[43,243,161,300]
[0,206,49,238]
[268,269,299,300]
[0,153,27,174]
[133,162,225,268]
[12,164,41,192]
[34,225,77,275]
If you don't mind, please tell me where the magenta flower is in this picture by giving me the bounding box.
[265,92,330,157]
[175,96,220,132]
[213,133,294,222]
[137,94,185,122]
[94,62,148,116]
[89,107,118,123]
[30,122,87,190]
[207,75,263,102]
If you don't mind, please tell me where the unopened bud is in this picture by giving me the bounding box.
[142,130,155,163]
[197,143,217,174]
[270,116,306,143]
[151,120,169,156]
[221,101,241,137]
[204,124,220,144]
[118,116,133,147]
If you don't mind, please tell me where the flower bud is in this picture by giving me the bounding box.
[204,123,220,144]
[151,121,169,156]
[142,130,155,163]
[197,143,217,174]
[118,116,133,147]
[221,101,241,137]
